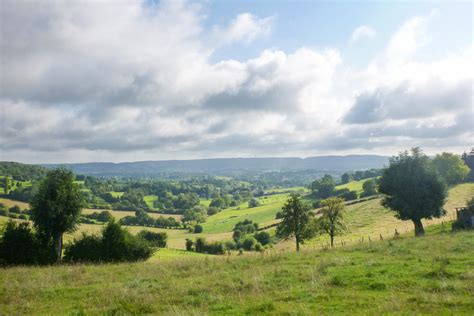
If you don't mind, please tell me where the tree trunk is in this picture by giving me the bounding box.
[54,232,63,262]
[330,233,334,247]
[413,219,425,237]
[295,236,300,252]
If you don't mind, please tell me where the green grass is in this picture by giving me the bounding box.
[201,193,289,234]
[143,194,157,208]
[109,191,124,198]
[336,178,375,194]
[199,198,212,207]
[0,231,473,314]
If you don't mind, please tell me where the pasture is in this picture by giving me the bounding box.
[0,229,472,314]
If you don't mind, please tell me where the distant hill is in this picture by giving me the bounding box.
[42,155,389,177]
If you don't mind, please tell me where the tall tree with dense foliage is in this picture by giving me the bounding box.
[30,168,85,261]
[361,178,378,197]
[379,148,447,236]
[341,173,351,184]
[311,175,336,198]
[276,194,315,251]
[432,152,470,185]
[316,197,346,247]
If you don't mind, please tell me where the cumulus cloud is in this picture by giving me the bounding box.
[350,25,376,44]
[0,2,472,163]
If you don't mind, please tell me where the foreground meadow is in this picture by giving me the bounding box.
[0,230,473,315]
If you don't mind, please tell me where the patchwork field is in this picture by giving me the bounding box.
[1,183,472,252]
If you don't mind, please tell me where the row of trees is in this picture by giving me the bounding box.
[277,148,472,250]
[0,168,163,265]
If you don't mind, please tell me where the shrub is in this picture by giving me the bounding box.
[185,238,194,251]
[0,221,54,265]
[137,230,167,248]
[312,200,322,209]
[193,237,225,255]
[248,198,260,208]
[341,190,358,201]
[207,207,219,216]
[0,209,9,217]
[242,236,257,251]
[63,234,103,263]
[8,205,22,214]
[193,224,203,233]
[254,242,264,252]
[254,231,271,246]
[18,214,28,220]
[275,211,283,219]
[7,213,18,219]
[64,221,154,263]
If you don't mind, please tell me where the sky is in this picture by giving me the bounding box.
[0,0,472,163]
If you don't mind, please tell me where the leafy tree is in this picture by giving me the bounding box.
[193,224,203,233]
[432,152,470,185]
[461,149,474,181]
[248,198,260,208]
[379,148,447,236]
[361,179,378,197]
[254,231,271,246]
[30,168,85,261]
[182,205,207,225]
[137,230,167,247]
[0,221,54,265]
[276,194,315,251]
[3,176,11,194]
[311,175,335,199]
[316,198,346,247]
[341,173,351,184]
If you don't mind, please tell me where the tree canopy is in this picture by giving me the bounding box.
[30,168,85,261]
[379,148,447,236]
[276,194,315,251]
[432,152,470,185]
[316,197,346,247]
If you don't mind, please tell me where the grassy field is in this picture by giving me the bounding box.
[0,229,472,314]
[335,178,376,194]
[1,183,473,251]
[109,191,124,198]
[143,194,158,209]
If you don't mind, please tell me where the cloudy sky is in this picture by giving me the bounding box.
[0,0,472,163]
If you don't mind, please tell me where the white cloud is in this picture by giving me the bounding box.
[215,13,274,45]
[350,25,376,44]
[0,2,471,163]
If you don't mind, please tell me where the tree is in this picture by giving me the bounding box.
[461,149,474,181]
[311,175,335,199]
[432,152,470,185]
[341,173,351,184]
[316,198,346,247]
[361,179,378,197]
[276,194,315,251]
[3,176,11,194]
[30,168,85,261]
[379,148,447,236]
[182,205,207,225]
[248,198,260,208]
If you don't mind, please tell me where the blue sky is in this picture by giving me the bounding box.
[206,1,471,65]
[1,0,472,163]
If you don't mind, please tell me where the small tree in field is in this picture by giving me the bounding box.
[276,194,315,251]
[432,152,470,185]
[30,168,84,261]
[316,197,346,247]
[379,148,447,236]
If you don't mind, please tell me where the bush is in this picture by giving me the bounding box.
[341,190,358,201]
[242,236,257,251]
[312,200,322,209]
[254,242,264,252]
[18,214,28,220]
[185,239,194,251]
[7,213,18,219]
[137,230,167,248]
[207,207,219,216]
[8,205,22,214]
[0,221,54,265]
[248,198,260,208]
[193,237,225,255]
[64,221,154,263]
[63,234,103,263]
[275,211,283,219]
[0,209,9,217]
[193,224,203,233]
[254,231,271,245]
